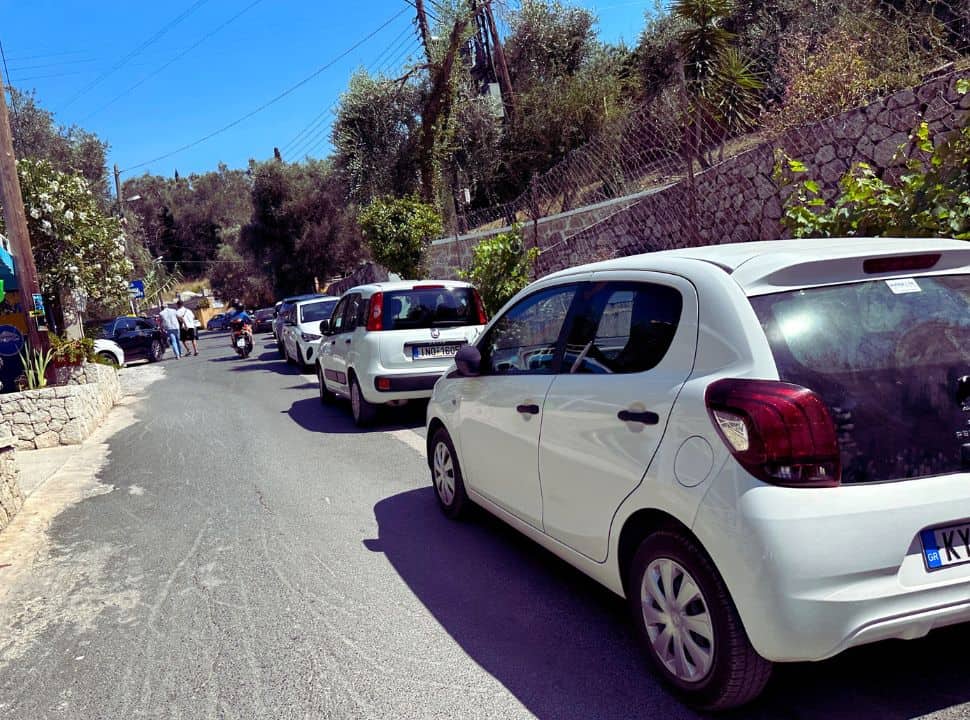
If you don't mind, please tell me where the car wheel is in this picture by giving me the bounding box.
[628,530,772,711]
[297,347,310,371]
[97,351,120,368]
[317,364,334,404]
[349,374,377,427]
[430,428,470,520]
[147,339,163,363]
[277,335,286,359]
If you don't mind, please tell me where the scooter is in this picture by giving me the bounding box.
[229,319,254,358]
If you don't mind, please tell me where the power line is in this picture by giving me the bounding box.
[7,57,99,72]
[9,69,91,83]
[5,48,95,62]
[59,0,214,111]
[0,41,13,93]
[121,6,410,173]
[280,21,415,157]
[81,0,266,123]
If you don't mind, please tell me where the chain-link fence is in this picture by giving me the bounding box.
[435,0,969,276]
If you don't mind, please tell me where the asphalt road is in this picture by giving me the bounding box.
[2,331,970,719]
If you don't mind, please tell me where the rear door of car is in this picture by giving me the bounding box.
[377,286,484,371]
[112,318,142,358]
[538,271,698,562]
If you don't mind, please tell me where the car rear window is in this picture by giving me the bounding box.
[381,287,480,331]
[750,275,970,483]
[300,300,337,323]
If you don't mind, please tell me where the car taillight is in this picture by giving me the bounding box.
[863,253,940,274]
[472,290,488,325]
[705,379,840,488]
[367,292,384,331]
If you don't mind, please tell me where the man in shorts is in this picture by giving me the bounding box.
[175,300,199,356]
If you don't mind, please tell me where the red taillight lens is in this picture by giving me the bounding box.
[412,284,445,290]
[705,379,840,487]
[472,290,488,325]
[367,292,383,331]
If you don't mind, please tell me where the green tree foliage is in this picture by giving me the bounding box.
[332,71,423,205]
[459,226,538,315]
[241,159,362,296]
[358,196,443,279]
[777,87,970,239]
[7,88,111,202]
[2,159,133,307]
[207,239,273,307]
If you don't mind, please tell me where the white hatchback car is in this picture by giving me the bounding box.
[426,237,970,710]
[281,296,338,369]
[317,280,487,426]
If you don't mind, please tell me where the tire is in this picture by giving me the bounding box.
[283,341,294,365]
[277,334,286,359]
[297,347,310,371]
[97,351,120,368]
[429,428,470,520]
[147,339,164,363]
[349,374,377,427]
[317,364,334,404]
[627,530,772,712]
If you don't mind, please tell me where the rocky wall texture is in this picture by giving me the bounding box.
[428,70,969,279]
[0,424,23,532]
[0,363,121,450]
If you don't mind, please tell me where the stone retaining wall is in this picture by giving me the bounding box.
[0,423,22,531]
[427,69,970,278]
[0,363,121,450]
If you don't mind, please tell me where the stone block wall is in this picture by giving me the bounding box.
[0,363,121,450]
[427,69,969,278]
[0,424,23,532]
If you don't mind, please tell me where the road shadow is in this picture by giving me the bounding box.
[287,397,425,435]
[369,488,970,720]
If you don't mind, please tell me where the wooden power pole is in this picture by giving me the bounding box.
[481,0,515,120]
[0,75,47,352]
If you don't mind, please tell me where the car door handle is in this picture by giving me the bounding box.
[344,339,351,344]
[516,403,540,415]
[618,409,659,425]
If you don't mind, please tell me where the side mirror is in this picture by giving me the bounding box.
[455,345,481,377]
[319,319,331,335]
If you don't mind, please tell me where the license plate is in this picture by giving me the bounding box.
[412,343,462,360]
[921,522,970,570]
[236,338,246,348]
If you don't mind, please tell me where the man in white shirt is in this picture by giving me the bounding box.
[175,300,199,356]
[158,304,182,359]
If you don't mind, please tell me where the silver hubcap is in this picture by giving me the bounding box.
[641,558,714,682]
[433,441,456,505]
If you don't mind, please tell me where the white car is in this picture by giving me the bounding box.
[317,280,487,426]
[281,296,338,369]
[426,237,970,710]
[93,338,125,367]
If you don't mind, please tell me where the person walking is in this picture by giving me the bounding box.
[176,300,199,356]
[158,304,182,359]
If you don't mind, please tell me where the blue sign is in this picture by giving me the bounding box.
[128,279,145,299]
[0,324,24,357]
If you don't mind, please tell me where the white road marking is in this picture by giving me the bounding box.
[388,429,426,456]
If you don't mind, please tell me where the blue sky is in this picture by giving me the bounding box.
[1,0,660,183]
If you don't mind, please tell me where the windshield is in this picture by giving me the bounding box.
[300,300,337,323]
[382,287,481,330]
[750,275,970,483]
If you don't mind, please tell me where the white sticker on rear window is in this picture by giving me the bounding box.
[885,278,922,294]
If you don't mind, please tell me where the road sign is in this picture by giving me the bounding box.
[128,279,145,299]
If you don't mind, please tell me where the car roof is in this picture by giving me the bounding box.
[542,237,970,295]
[280,293,325,303]
[342,279,474,296]
[292,296,337,306]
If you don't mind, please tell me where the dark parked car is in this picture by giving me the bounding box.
[100,316,165,363]
[253,307,275,334]
[207,313,230,331]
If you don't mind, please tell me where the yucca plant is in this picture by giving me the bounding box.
[18,344,55,390]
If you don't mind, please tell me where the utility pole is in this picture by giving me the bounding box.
[113,163,123,212]
[0,75,47,352]
[481,0,515,120]
[415,0,433,65]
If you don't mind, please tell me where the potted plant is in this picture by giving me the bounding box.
[49,335,94,385]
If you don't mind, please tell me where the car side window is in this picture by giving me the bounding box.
[479,284,578,375]
[343,294,362,331]
[564,281,683,374]
[116,317,136,334]
[331,298,350,333]
[135,319,154,331]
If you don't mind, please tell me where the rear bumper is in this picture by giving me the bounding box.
[693,468,970,662]
[374,373,440,393]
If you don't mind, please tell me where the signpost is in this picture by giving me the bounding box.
[128,279,145,315]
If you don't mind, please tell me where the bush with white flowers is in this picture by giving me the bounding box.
[3,159,133,306]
